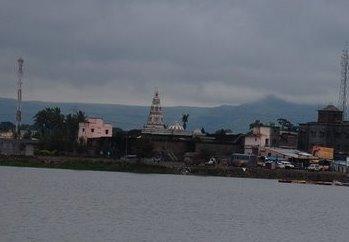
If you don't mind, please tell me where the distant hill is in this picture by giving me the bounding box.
[0,96,319,132]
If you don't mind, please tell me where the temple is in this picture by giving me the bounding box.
[142,90,191,136]
[143,89,165,131]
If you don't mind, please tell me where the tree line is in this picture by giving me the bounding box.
[33,107,86,153]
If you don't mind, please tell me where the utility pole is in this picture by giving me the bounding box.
[339,44,349,120]
[125,131,128,158]
[16,58,24,138]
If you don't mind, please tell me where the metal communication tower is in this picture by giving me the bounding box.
[339,44,349,120]
[16,57,24,137]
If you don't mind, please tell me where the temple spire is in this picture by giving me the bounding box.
[144,89,165,130]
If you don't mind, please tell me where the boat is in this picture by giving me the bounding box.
[314,181,333,186]
[333,181,349,186]
[278,179,307,184]
[179,167,191,175]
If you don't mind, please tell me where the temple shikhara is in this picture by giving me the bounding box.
[143,89,166,131]
[142,89,191,136]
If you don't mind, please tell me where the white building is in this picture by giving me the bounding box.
[78,118,112,142]
[244,124,280,155]
[0,130,14,139]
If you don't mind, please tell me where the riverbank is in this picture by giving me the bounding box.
[0,156,177,175]
[0,155,347,182]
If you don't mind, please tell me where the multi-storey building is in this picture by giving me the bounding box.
[78,118,112,142]
[244,124,280,155]
[298,105,349,157]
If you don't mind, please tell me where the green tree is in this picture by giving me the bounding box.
[34,107,65,150]
[0,122,15,132]
[34,107,86,152]
[249,120,263,130]
[34,107,65,133]
[133,138,154,158]
[66,111,86,140]
[213,128,232,141]
[277,118,299,132]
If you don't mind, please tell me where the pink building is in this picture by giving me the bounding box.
[78,118,112,142]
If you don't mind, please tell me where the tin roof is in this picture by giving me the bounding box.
[264,147,317,160]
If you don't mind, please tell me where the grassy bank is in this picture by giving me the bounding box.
[191,166,346,182]
[0,156,176,175]
[0,156,347,182]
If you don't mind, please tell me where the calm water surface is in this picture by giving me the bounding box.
[0,166,348,242]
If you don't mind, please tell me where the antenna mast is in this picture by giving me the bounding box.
[339,44,349,120]
[16,57,24,138]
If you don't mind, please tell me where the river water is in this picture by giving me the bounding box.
[0,166,348,242]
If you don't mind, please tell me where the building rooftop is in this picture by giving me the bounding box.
[264,147,317,160]
[320,105,341,112]
[300,121,349,126]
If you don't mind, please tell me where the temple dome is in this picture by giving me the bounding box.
[193,129,204,136]
[168,122,184,131]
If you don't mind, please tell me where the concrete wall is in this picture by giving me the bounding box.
[151,140,190,157]
[0,131,14,139]
[0,139,35,156]
[279,131,298,149]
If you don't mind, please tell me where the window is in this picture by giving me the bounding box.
[319,131,325,138]
[82,128,85,132]
[105,130,109,135]
[91,128,94,133]
[265,138,269,146]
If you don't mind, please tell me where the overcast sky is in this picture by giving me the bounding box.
[0,0,348,106]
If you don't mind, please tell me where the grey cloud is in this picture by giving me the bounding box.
[0,0,348,106]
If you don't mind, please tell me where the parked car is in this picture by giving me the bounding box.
[307,163,321,171]
[282,161,295,169]
[206,157,217,165]
[152,156,162,163]
[276,161,285,169]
